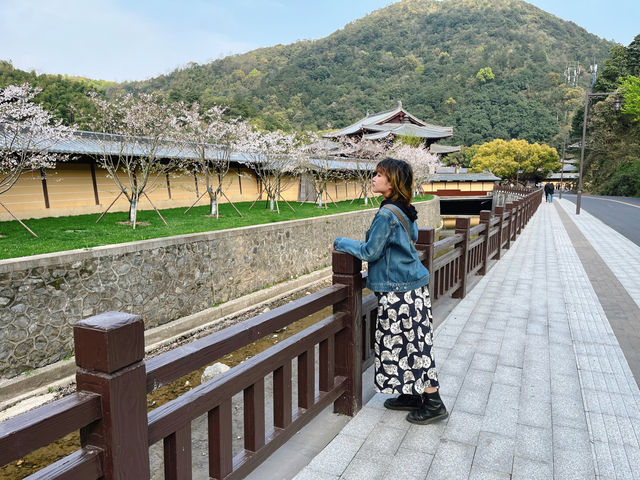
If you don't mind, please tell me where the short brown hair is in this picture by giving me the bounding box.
[376,157,414,205]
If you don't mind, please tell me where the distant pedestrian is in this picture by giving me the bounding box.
[331,158,447,425]
[544,182,554,203]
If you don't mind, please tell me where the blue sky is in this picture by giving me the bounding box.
[0,0,637,82]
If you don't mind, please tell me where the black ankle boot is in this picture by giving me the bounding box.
[406,390,448,424]
[384,393,423,411]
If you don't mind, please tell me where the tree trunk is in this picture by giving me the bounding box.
[209,190,218,216]
[129,200,137,223]
[317,190,324,208]
[269,197,275,211]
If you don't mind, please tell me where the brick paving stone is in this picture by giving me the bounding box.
[377,408,412,431]
[438,373,464,398]
[624,444,640,479]
[554,447,596,479]
[294,469,340,480]
[340,453,388,480]
[473,431,515,473]
[360,424,407,456]
[306,433,365,477]
[511,456,552,480]
[467,466,511,480]
[606,442,634,479]
[481,406,518,439]
[553,425,591,452]
[400,422,447,455]
[492,365,522,387]
[593,441,616,478]
[515,424,553,463]
[340,406,386,438]
[442,410,483,445]
[470,353,499,372]
[384,449,432,480]
[425,439,475,480]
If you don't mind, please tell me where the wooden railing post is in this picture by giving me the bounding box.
[74,312,150,480]
[332,251,363,416]
[416,228,435,299]
[504,202,513,250]
[509,201,518,241]
[494,206,504,260]
[479,210,491,275]
[453,217,470,299]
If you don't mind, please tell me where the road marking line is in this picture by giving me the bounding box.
[588,197,640,209]
[565,194,640,209]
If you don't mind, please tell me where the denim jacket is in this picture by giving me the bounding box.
[333,205,429,292]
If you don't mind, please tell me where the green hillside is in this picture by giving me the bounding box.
[120,0,613,147]
[0,61,116,129]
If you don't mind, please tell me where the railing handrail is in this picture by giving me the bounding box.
[145,283,349,392]
[0,392,102,467]
[148,312,348,444]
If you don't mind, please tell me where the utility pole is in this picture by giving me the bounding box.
[559,138,566,200]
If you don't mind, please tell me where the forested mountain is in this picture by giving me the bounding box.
[0,61,116,129]
[120,0,613,147]
[1,0,615,148]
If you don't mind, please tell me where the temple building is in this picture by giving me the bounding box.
[323,101,458,153]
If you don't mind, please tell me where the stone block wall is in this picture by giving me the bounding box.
[0,199,439,378]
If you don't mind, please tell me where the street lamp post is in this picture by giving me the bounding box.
[559,138,566,200]
[576,88,622,214]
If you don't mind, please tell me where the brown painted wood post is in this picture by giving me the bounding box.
[479,210,491,275]
[416,228,435,300]
[74,312,150,480]
[509,201,517,241]
[332,251,363,416]
[494,206,504,260]
[511,200,519,238]
[504,202,513,250]
[518,199,524,233]
[453,217,470,299]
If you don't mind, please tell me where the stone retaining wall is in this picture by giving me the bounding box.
[0,199,439,378]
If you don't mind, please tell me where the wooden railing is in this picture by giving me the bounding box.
[0,188,542,480]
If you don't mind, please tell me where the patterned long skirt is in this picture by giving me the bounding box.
[373,285,439,395]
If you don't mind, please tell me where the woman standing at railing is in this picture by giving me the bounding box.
[331,158,448,425]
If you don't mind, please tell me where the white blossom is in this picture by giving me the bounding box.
[87,92,181,227]
[240,126,305,212]
[0,83,73,197]
[176,103,248,216]
[335,136,388,205]
[391,143,440,195]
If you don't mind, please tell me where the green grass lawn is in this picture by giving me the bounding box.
[0,195,434,260]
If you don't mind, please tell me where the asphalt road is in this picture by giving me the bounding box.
[559,193,640,247]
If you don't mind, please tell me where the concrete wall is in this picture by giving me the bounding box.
[0,198,439,379]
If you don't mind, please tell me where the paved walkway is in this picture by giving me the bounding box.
[294,198,640,480]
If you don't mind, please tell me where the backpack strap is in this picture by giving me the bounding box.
[381,204,414,246]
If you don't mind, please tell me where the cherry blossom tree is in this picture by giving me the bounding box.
[177,103,247,218]
[299,133,345,208]
[0,83,73,236]
[391,143,440,196]
[88,92,181,229]
[335,136,387,205]
[241,127,304,213]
